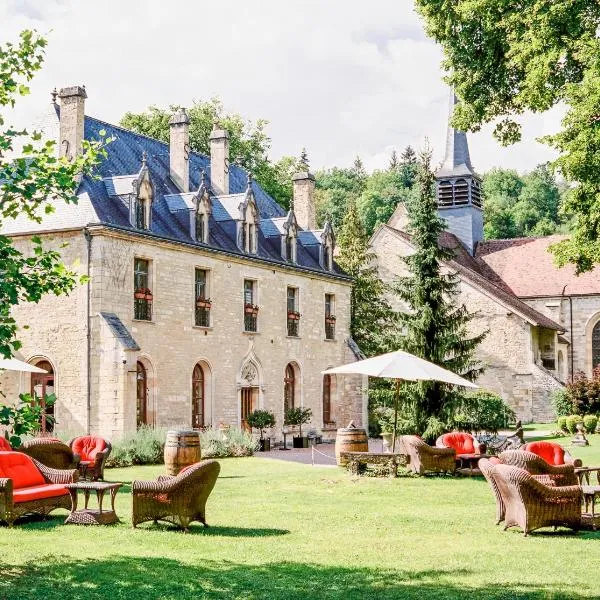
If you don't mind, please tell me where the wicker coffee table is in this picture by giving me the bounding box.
[65,481,121,525]
[582,485,600,531]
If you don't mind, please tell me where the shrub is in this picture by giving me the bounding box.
[452,390,515,433]
[557,416,568,432]
[106,425,167,468]
[583,415,598,435]
[565,415,583,435]
[199,427,257,458]
[564,368,600,415]
[284,407,312,437]
[551,388,573,418]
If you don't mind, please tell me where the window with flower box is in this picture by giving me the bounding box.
[243,279,258,332]
[195,268,211,327]
[325,294,335,339]
[287,287,300,337]
[134,258,152,321]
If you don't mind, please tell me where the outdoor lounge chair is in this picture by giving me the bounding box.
[132,460,220,531]
[399,435,456,475]
[68,436,112,481]
[493,463,582,535]
[0,451,78,526]
[522,441,582,468]
[20,438,80,470]
[498,450,578,487]
[436,432,485,456]
[479,457,504,524]
[0,437,11,451]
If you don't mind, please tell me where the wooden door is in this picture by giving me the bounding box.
[31,360,55,433]
[241,387,258,431]
[136,361,148,428]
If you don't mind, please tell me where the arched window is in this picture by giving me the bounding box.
[593,321,600,370]
[322,375,332,424]
[192,363,205,429]
[284,364,295,414]
[31,360,55,433]
[136,361,148,428]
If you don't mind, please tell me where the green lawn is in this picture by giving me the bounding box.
[1,454,600,600]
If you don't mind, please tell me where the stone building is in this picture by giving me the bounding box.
[371,94,600,422]
[0,86,366,440]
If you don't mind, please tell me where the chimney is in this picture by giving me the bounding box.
[210,125,229,196]
[58,85,87,160]
[292,171,316,230]
[169,108,190,192]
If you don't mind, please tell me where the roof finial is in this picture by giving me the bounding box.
[299,147,309,171]
[141,150,147,167]
[246,171,253,189]
[200,168,206,185]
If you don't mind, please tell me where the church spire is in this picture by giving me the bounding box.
[437,91,475,178]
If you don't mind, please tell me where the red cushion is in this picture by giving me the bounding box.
[0,438,11,451]
[0,452,45,489]
[13,483,68,503]
[523,441,566,466]
[441,432,476,454]
[72,436,106,462]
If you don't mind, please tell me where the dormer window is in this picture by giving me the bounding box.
[285,234,296,263]
[238,176,259,254]
[320,221,335,271]
[192,172,212,244]
[323,244,331,270]
[196,211,208,243]
[130,152,154,231]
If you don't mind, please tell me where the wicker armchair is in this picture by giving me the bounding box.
[0,437,12,451]
[436,432,485,456]
[493,464,582,535]
[522,441,582,468]
[20,438,80,470]
[498,450,578,487]
[68,436,112,481]
[132,460,220,531]
[479,457,505,524]
[399,435,456,475]
[0,451,78,526]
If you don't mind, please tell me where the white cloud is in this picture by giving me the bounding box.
[2,0,562,174]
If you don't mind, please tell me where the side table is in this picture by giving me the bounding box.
[65,481,122,525]
[581,485,600,531]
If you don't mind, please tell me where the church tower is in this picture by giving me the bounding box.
[436,92,483,255]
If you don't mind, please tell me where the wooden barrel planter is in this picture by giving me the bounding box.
[335,424,368,466]
[164,430,201,476]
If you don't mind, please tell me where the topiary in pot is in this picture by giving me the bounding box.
[583,414,598,435]
[246,409,276,451]
[284,407,312,448]
[557,416,568,433]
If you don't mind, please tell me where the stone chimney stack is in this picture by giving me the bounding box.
[169,108,190,193]
[58,86,87,160]
[210,125,230,196]
[292,171,316,230]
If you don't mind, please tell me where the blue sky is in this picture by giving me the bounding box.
[3,0,562,174]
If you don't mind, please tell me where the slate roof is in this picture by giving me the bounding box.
[475,236,600,297]
[378,225,564,332]
[1,106,346,279]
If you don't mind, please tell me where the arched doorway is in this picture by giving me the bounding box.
[192,363,205,429]
[284,363,296,414]
[31,360,55,433]
[593,321,600,371]
[322,374,332,424]
[136,361,148,428]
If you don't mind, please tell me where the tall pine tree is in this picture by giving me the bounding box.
[336,199,397,357]
[394,148,485,434]
[388,149,399,171]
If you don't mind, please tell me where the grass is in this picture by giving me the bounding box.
[2,446,600,600]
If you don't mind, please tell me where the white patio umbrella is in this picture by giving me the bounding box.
[323,350,478,451]
[0,358,47,373]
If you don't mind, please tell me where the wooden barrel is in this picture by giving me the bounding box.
[335,425,368,466]
[164,430,201,475]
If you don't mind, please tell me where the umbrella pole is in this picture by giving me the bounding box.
[391,379,400,453]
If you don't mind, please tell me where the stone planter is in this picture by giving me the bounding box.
[382,433,393,453]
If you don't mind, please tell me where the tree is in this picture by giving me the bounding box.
[414,0,600,272]
[0,30,106,359]
[400,146,417,165]
[398,145,419,189]
[388,149,399,171]
[352,156,367,188]
[314,167,363,229]
[393,148,485,434]
[336,199,397,357]
[120,99,294,207]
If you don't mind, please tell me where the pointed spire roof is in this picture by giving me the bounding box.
[437,91,476,179]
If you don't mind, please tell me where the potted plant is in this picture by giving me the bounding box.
[375,406,395,453]
[134,288,146,299]
[325,315,336,324]
[284,407,312,448]
[287,310,301,320]
[244,303,259,315]
[196,297,212,309]
[246,409,276,451]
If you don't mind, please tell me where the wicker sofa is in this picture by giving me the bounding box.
[522,441,582,468]
[498,450,578,486]
[68,436,112,481]
[0,451,78,526]
[20,438,80,470]
[493,463,582,535]
[399,435,456,475]
[132,460,220,531]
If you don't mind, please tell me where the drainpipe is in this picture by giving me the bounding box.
[84,228,92,433]
[561,285,574,383]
